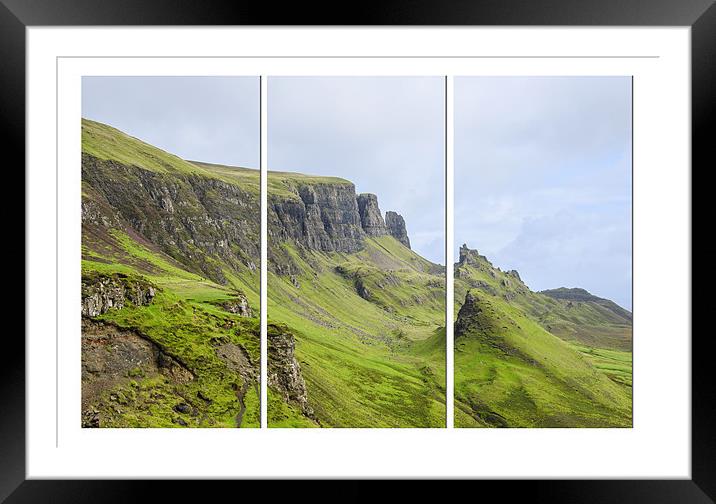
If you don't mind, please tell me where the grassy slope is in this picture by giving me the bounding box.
[83,118,260,192]
[82,119,261,427]
[454,254,632,352]
[454,254,632,428]
[267,235,446,427]
[268,169,352,200]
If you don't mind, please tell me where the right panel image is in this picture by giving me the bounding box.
[454,77,633,428]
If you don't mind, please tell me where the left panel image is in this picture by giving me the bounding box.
[81,77,261,428]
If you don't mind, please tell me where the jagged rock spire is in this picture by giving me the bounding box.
[385,211,411,249]
[357,193,388,236]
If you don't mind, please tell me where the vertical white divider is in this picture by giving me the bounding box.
[445,75,455,429]
[260,75,268,428]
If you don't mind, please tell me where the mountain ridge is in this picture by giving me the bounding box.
[454,243,632,427]
[540,287,632,321]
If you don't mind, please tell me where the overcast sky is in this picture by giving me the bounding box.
[82,76,260,167]
[455,77,632,309]
[268,77,445,265]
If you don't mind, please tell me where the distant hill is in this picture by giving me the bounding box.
[540,287,632,324]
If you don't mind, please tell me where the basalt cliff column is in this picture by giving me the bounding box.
[356,193,388,237]
[268,179,415,265]
[385,211,411,249]
[269,182,366,253]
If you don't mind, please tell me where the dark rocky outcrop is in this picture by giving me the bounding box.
[269,182,365,254]
[458,244,491,267]
[506,270,522,282]
[81,272,156,317]
[357,193,388,237]
[455,291,533,362]
[385,211,411,249]
[267,324,314,419]
[354,277,372,301]
[455,291,492,339]
[268,180,413,264]
[334,265,375,301]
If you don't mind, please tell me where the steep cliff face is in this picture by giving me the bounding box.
[82,154,260,286]
[385,211,411,249]
[267,324,314,419]
[269,181,366,254]
[357,193,388,237]
[81,272,156,317]
[268,174,413,268]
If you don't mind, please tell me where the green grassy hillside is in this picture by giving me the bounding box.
[454,246,632,427]
[81,119,261,428]
[81,119,630,429]
[267,235,446,427]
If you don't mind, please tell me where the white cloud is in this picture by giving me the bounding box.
[455,77,632,309]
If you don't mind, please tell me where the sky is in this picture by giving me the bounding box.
[268,77,445,265]
[82,76,260,167]
[455,77,632,310]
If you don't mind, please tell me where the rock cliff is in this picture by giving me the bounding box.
[269,182,365,254]
[268,178,412,262]
[213,293,253,317]
[267,324,315,419]
[385,211,411,249]
[458,244,491,266]
[81,272,156,317]
[82,153,260,285]
[357,193,388,237]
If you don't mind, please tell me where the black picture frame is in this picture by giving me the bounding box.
[4,0,710,500]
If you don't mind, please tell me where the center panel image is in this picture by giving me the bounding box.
[266,77,446,427]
